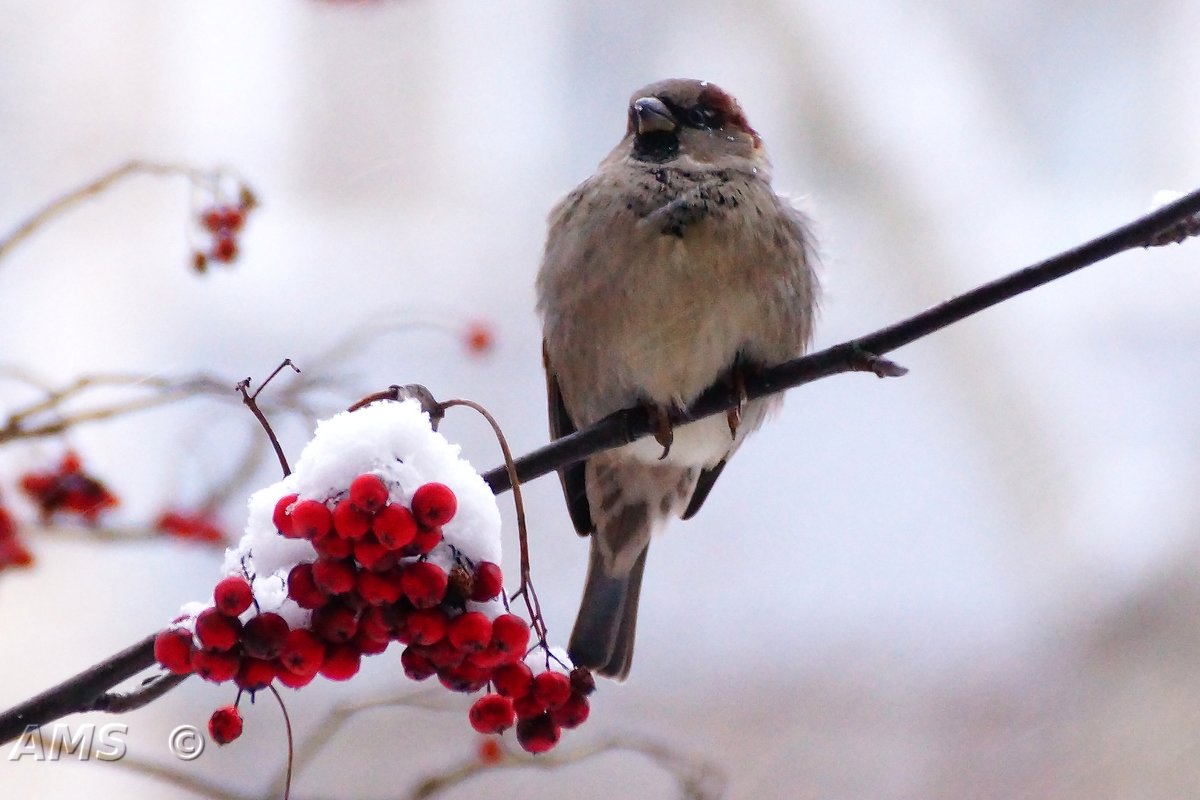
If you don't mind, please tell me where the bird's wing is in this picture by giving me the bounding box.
[544,341,594,536]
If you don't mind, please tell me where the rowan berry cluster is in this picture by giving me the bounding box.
[192,188,256,273]
[155,463,593,753]
[19,451,118,524]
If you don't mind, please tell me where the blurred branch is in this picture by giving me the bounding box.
[0,159,237,263]
[2,187,1199,744]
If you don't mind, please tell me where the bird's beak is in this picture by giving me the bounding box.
[632,97,677,136]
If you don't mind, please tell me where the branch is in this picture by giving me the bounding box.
[2,187,1198,744]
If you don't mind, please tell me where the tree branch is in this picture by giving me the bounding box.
[2,187,1198,744]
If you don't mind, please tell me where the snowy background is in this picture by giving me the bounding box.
[3,0,1200,797]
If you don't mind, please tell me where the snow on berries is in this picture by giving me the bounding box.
[154,399,593,753]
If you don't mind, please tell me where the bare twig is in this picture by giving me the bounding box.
[408,736,725,800]
[3,187,1200,743]
[236,360,301,478]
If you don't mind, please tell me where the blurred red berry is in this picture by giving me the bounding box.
[208,705,243,745]
[463,320,495,356]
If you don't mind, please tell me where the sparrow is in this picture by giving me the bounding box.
[536,78,818,679]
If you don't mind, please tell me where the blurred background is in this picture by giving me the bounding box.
[2,0,1200,797]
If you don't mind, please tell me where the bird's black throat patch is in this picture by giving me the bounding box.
[632,131,679,163]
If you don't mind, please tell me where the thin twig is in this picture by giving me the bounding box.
[237,360,300,478]
[268,686,295,800]
[408,736,725,800]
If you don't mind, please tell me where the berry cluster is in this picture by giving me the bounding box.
[154,510,225,545]
[0,504,33,571]
[155,470,593,753]
[19,451,118,524]
[192,188,256,273]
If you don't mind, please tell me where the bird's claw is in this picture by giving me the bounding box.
[646,404,675,460]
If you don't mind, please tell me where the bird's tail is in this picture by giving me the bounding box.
[568,537,648,680]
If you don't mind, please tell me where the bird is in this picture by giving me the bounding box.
[536,78,819,679]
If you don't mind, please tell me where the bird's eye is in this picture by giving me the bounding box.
[687,107,716,128]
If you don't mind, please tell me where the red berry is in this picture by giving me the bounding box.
[356,569,402,606]
[312,558,357,595]
[422,637,464,669]
[312,603,359,643]
[467,643,509,670]
[153,628,194,674]
[208,705,243,745]
[218,206,245,232]
[319,644,361,680]
[236,657,276,691]
[353,627,390,656]
[409,525,442,555]
[195,607,241,652]
[569,667,596,696]
[491,661,534,699]
[332,500,371,540]
[287,563,329,609]
[512,692,547,719]
[352,535,392,571]
[191,649,240,683]
[348,474,389,515]
[463,320,495,356]
[448,611,492,653]
[438,661,492,693]
[400,642,439,681]
[273,494,298,537]
[515,713,561,754]
[470,561,504,601]
[532,671,573,708]
[406,607,448,646]
[201,208,225,233]
[279,629,324,676]
[312,531,353,559]
[478,738,503,764]
[275,664,316,689]
[400,646,436,681]
[373,504,417,550]
[550,692,590,729]
[490,614,531,660]
[400,561,448,609]
[213,575,254,617]
[211,233,238,263]
[240,612,289,660]
[290,500,332,540]
[411,483,457,527]
[469,694,516,734]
